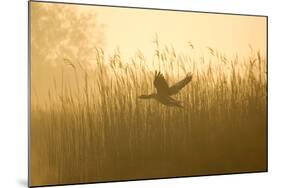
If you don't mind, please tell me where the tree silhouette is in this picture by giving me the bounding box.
[31,2,104,65]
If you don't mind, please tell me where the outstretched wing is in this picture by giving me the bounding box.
[154,71,170,95]
[169,73,192,95]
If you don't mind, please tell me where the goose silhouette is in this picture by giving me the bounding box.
[139,71,192,108]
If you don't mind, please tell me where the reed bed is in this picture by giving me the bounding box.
[30,43,267,186]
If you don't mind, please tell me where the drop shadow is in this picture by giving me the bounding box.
[17,179,28,187]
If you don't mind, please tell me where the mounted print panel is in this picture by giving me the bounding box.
[29,1,268,187]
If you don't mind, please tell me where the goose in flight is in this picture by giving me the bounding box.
[139,71,192,108]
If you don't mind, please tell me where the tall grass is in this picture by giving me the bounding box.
[30,42,267,186]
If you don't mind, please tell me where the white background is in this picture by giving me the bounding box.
[0,0,280,187]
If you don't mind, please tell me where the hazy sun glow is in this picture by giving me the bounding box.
[94,6,266,60]
[30,2,267,187]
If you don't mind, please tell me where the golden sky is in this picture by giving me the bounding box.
[92,5,267,59]
[31,2,267,63]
